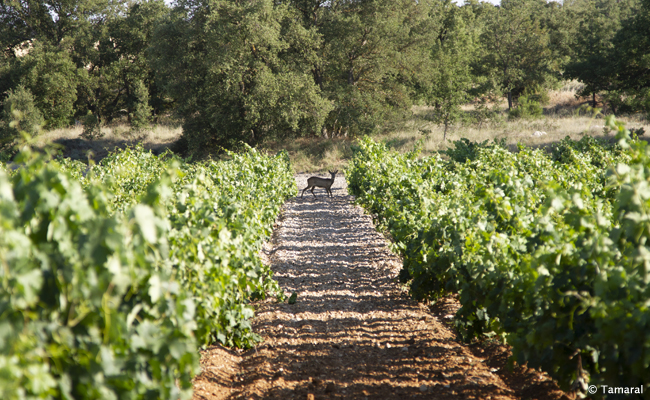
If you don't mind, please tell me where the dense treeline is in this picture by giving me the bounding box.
[1,0,649,154]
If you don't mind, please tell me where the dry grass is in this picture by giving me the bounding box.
[264,82,649,173]
[32,123,183,162]
[379,112,649,157]
[262,113,649,173]
[22,83,649,172]
[260,136,354,173]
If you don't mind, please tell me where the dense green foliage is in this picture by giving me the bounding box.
[563,0,646,113]
[150,0,332,153]
[507,94,543,119]
[348,127,649,396]
[418,3,479,138]
[0,149,198,400]
[291,0,441,137]
[1,0,648,152]
[0,144,295,398]
[476,0,557,110]
[1,85,43,142]
[18,44,81,128]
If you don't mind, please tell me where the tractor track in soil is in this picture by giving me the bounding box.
[192,174,570,400]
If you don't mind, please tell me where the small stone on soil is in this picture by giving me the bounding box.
[324,383,336,393]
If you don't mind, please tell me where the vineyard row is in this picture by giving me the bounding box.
[348,121,649,397]
[0,145,295,399]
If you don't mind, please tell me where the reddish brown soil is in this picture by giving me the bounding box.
[192,175,571,400]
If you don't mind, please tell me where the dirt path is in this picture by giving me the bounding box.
[193,175,569,400]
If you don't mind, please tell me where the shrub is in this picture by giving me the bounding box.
[522,84,550,105]
[1,85,44,140]
[18,43,80,129]
[81,111,103,141]
[444,137,507,163]
[508,95,543,119]
[130,80,152,132]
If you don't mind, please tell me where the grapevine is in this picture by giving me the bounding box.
[0,144,295,399]
[348,123,648,396]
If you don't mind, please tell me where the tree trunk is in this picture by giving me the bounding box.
[592,92,597,107]
[507,90,513,110]
[444,119,449,141]
[250,128,260,145]
[126,81,132,123]
[313,67,323,91]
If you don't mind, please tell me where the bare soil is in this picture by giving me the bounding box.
[192,174,571,400]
